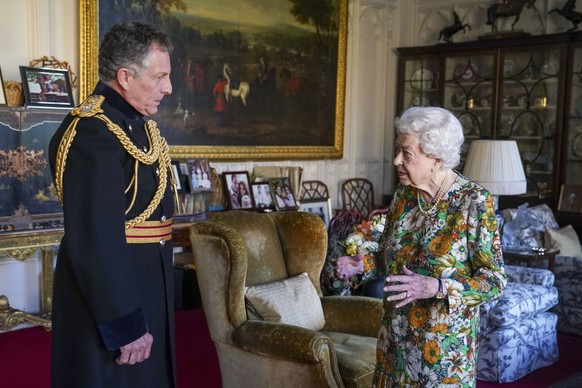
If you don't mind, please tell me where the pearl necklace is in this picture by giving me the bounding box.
[417,170,450,215]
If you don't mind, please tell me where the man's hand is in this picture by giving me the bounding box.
[116,332,153,365]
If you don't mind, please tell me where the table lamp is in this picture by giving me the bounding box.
[463,140,526,210]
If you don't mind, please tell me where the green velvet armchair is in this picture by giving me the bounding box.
[188,210,383,388]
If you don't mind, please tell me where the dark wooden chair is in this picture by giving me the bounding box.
[341,178,375,218]
[300,180,329,201]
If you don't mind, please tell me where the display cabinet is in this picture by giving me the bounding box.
[564,43,582,188]
[395,32,582,208]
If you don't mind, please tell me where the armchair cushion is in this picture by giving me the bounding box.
[545,225,582,257]
[505,264,555,288]
[480,265,558,333]
[245,272,325,330]
[480,282,558,330]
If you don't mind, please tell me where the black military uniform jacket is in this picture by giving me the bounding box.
[48,82,175,388]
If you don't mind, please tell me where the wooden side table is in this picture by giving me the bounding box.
[503,249,560,272]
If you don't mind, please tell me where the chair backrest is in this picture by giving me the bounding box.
[189,210,328,333]
[300,180,329,201]
[341,178,374,218]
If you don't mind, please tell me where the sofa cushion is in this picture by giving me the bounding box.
[504,265,555,289]
[245,272,325,330]
[501,204,559,250]
[545,225,582,257]
[480,282,558,330]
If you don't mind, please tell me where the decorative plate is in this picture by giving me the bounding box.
[573,134,582,158]
[454,62,478,82]
[500,113,516,136]
[503,59,516,77]
[409,96,430,107]
[451,91,466,107]
[410,69,434,89]
[458,115,474,135]
[541,59,559,75]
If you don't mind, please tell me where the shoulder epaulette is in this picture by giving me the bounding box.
[70,95,105,118]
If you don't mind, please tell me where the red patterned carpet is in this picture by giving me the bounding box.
[1,308,581,388]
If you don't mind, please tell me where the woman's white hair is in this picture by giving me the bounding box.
[395,107,465,169]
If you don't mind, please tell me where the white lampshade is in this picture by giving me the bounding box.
[463,140,526,195]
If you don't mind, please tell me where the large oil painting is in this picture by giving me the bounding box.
[80,0,347,160]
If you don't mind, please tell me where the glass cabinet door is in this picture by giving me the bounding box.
[565,46,582,187]
[443,53,495,167]
[498,47,563,199]
[401,57,440,112]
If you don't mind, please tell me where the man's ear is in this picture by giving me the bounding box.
[116,68,132,91]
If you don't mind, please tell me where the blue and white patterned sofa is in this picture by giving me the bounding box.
[499,203,582,336]
[477,265,559,383]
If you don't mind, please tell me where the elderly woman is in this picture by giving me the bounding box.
[373,107,506,387]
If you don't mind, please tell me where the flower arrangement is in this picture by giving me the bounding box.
[331,211,387,294]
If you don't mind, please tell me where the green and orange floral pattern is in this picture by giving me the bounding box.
[374,174,506,388]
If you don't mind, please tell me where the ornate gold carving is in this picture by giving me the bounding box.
[0,228,62,330]
[29,55,78,89]
[79,0,99,102]
[0,295,51,331]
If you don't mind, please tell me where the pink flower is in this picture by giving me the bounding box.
[336,253,365,282]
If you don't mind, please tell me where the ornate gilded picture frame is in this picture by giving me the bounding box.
[79,0,347,160]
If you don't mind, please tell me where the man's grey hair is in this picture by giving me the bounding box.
[98,21,173,82]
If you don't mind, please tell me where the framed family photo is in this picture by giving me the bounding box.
[0,66,6,106]
[223,171,253,210]
[171,161,188,194]
[187,159,213,192]
[79,0,347,160]
[19,66,75,109]
[269,177,297,211]
[299,199,332,228]
[251,182,275,211]
[558,185,582,212]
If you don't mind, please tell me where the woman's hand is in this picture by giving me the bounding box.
[116,332,153,365]
[384,265,440,308]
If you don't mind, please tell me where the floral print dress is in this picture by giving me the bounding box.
[373,174,506,388]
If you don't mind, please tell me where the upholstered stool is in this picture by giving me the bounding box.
[477,265,559,383]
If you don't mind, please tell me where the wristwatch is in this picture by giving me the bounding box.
[435,279,446,299]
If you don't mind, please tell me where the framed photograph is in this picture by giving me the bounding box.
[251,182,275,211]
[19,66,75,109]
[0,66,6,106]
[269,177,297,211]
[79,0,347,160]
[171,161,187,194]
[187,159,213,192]
[223,171,253,210]
[299,199,332,228]
[558,185,582,212]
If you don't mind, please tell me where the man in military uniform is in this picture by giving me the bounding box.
[49,22,177,388]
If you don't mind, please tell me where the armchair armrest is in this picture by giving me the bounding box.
[321,295,383,337]
[505,265,555,288]
[235,320,336,364]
